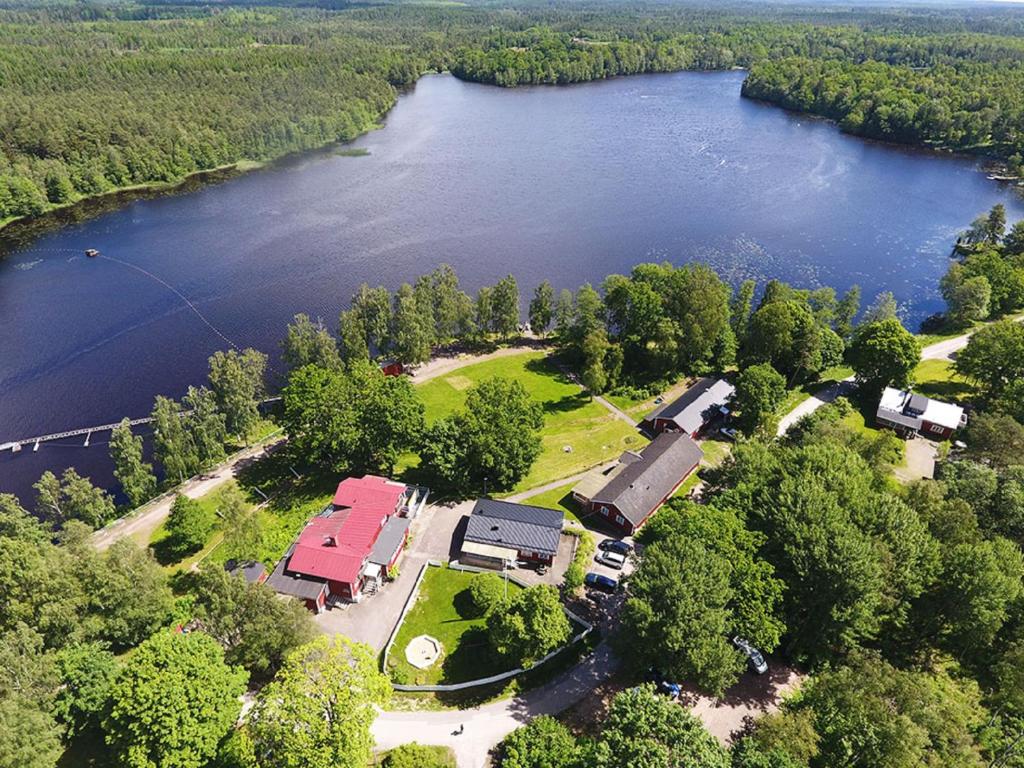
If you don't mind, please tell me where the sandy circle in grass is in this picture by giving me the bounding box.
[405,634,442,669]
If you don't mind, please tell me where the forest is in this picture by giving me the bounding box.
[3,0,1024,225]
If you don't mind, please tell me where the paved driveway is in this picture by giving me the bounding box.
[314,500,473,650]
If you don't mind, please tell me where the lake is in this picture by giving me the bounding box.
[1,70,1022,502]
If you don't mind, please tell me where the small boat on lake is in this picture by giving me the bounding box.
[85,248,100,258]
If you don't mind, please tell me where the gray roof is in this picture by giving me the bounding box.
[369,516,411,566]
[266,546,327,601]
[226,560,266,584]
[463,499,563,557]
[591,432,704,526]
[644,377,735,434]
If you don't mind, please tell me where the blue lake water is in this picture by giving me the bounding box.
[2,70,1022,501]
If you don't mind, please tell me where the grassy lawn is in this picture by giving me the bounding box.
[913,358,976,401]
[412,351,645,493]
[605,376,693,419]
[777,365,854,418]
[699,437,732,468]
[386,564,524,686]
[147,480,252,572]
[519,481,585,524]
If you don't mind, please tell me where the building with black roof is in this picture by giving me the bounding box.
[586,431,704,534]
[460,498,564,568]
[642,377,735,437]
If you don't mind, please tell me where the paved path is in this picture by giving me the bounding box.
[504,462,617,504]
[91,436,284,551]
[775,378,856,436]
[593,394,637,426]
[372,643,620,768]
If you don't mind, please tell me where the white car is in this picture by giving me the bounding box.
[595,550,627,570]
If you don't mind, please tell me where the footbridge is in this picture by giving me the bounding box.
[1,397,282,453]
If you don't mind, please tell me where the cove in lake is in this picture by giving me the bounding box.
[2,70,1023,502]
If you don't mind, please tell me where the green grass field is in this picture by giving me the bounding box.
[387,565,523,686]
[519,481,585,524]
[913,358,976,401]
[413,351,645,493]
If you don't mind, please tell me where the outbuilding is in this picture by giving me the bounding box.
[642,377,735,437]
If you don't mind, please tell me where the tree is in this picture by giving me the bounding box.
[33,468,115,530]
[597,685,729,768]
[961,248,1024,315]
[862,291,898,324]
[110,419,158,508]
[351,284,392,354]
[734,363,786,435]
[0,495,44,542]
[281,361,423,474]
[54,642,118,738]
[208,348,267,440]
[730,739,806,768]
[468,572,507,617]
[955,319,1024,394]
[743,300,822,381]
[81,538,174,650]
[0,696,63,768]
[192,566,315,676]
[963,411,1024,469]
[554,289,574,340]
[499,716,579,768]
[337,309,369,363]
[419,377,543,492]
[166,494,216,556]
[988,202,1007,243]
[431,264,469,344]
[730,279,756,342]
[104,631,247,768]
[1005,220,1024,254]
[183,385,228,471]
[282,314,341,372]
[528,281,554,336]
[152,395,200,484]
[391,283,432,365]
[492,274,521,339]
[619,536,746,696]
[834,285,861,339]
[487,585,571,665]
[664,264,731,372]
[219,487,263,565]
[249,636,390,768]
[847,318,921,397]
[941,263,991,327]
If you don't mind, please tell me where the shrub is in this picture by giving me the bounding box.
[563,530,594,593]
[382,743,455,768]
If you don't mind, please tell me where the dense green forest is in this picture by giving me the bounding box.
[3,0,1024,226]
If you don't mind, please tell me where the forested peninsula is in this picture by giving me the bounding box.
[2,0,1024,228]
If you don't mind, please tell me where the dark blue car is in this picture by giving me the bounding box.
[585,572,619,593]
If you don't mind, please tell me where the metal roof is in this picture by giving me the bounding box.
[591,432,704,526]
[463,499,563,557]
[644,377,735,434]
[226,560,266,584]
[266,547,328,601]
[368,516,411,566]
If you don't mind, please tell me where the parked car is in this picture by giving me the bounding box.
[648,668,682,699]
[584,572,618,593]
[732,636,768,674]
[719,425,738,440]
[595,550,627,570]
[598,539,632,556]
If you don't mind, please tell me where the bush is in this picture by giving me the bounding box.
[468,572,506,617]
[165,494,215,556]
[563,530,594,593]
[382,743,455,768]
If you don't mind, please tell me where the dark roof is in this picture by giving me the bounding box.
[644,377,735,433]
[591,432,703,527]
[368,516,410,566]
[265,545,328,601]
[226,560,266,584]
[463,499,563,557]
[907,393,930,415]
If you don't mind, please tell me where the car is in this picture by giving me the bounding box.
[732,636,768,674]
[595,550,627,569]
[719,426,738,440]
[584,572,618,593]
[648,668,682,699]
[598,539,632,556]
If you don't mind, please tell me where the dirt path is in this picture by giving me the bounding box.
[91,437,283,551]
[411,341,550,384]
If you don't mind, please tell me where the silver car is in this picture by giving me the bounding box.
[732,636,768,674]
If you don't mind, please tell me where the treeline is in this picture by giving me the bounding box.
[742,55,1024,167]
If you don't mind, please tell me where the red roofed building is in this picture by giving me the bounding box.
[267,475,420,612]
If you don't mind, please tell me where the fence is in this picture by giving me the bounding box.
[383,560,593,693]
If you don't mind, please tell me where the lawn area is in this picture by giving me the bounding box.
[605,375,694,419]
[913,358,976,401]
[412,351,645,493]
[777,365,854,418]
[519,481,585,524]
[387,564,524,686]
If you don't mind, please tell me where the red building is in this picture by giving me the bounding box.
[267,475,415,612]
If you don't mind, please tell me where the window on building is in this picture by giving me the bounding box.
[600,506,609,516]
[615,514,625,525]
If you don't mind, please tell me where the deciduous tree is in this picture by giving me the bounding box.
[33,468,115,530]
[528,280,554,336]
[110,419,158,508]
[487,585,571,665]
[955,319,1024,395]
[847,318,921,397]
[283,313,341,372]
[734,363,787,435]
[165,494,215,556]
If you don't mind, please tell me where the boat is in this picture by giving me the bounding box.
[85,248,100,258]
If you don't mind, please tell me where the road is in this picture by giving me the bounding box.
[91,437,283,551]
[372,643,620,768]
